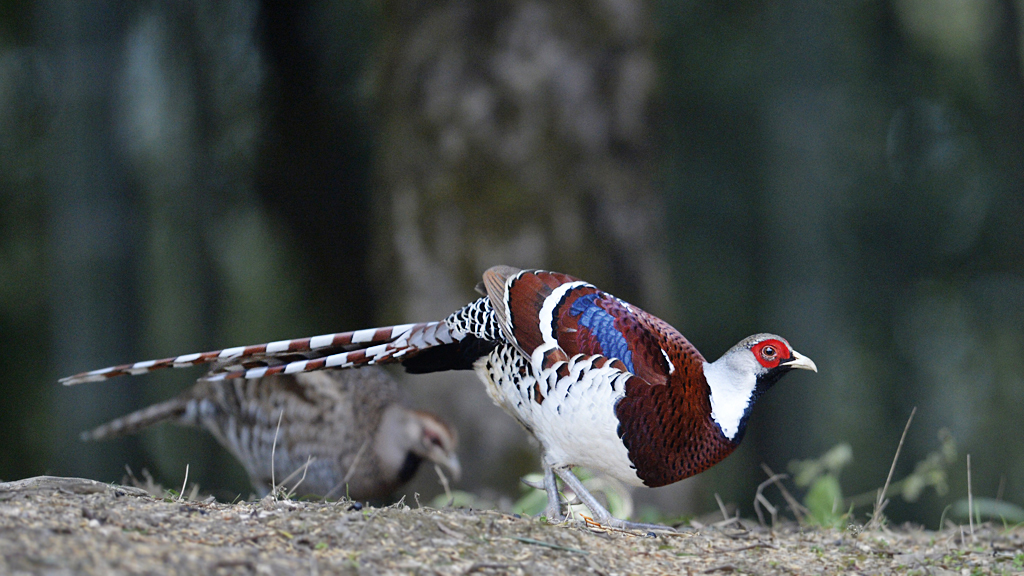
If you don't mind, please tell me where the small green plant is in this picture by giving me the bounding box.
[509,468,633,521]
[783,428,957,527]
[803,474,850,528]
[789,443,852,528]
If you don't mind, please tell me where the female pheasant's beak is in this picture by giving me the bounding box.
[430,449,462,482]
[781,350,818,372]
[411,410,461,482]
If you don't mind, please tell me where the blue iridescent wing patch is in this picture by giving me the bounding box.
[568,293,635,374]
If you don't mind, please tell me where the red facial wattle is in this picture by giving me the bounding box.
[751,338,789,369]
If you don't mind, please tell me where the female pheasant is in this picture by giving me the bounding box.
[63,266,816,530]
[82,368,460,501]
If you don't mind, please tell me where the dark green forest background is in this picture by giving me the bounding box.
[1,0,1022,526]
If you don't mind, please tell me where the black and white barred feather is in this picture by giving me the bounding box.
[60,308,502,385]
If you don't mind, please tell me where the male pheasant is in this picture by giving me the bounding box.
[83,368,460,501]
[63,266,816,529]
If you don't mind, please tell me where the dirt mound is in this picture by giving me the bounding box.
[0,476,1020,574]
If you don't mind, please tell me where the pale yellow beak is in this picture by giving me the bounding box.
[782,350,818,373]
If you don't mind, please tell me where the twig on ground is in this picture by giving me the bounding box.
[342,439,370,486]
[867,406,916,530]
[434,463,453,506]
[177,464,189,502]
[509,536,589,555]
[124,464,138,485]
[712,516,744,530]
[271,409,284,497]
[760,464,808,524]
[718,542,778,552]
[435,519,464,539]
[467,563,514,573]
[754,472,786,527]
[967,453,974,539]
[715,493,730,522]
[277,455,316,499]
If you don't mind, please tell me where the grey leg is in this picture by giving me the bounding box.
[543,467,562,521]
[553,467,675,532]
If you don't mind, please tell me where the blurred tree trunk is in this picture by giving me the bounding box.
[40,0,143,480]
[39,0,296,496]
[374,0,685,511]
[116,1,266,495]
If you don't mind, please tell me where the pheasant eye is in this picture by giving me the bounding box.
[761,345,777,360]
[424,431,445,448]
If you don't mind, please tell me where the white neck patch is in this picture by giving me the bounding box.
[702,359,758,440]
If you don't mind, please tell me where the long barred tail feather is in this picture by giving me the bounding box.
[80,397,190,441]
[60,321,454,385]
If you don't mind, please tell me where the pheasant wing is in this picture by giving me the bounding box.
[483,266,697,387]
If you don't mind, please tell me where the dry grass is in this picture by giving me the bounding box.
[1,476,1022,575]
[867,407,916,530]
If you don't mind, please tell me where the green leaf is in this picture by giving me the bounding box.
[805,474,846,528]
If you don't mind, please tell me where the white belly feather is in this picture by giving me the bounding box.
[473,345,644,486]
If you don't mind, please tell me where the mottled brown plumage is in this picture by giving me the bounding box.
[84,368,460,500]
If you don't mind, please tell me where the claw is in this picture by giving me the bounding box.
[520,477,546,491]
[551,467,677,533]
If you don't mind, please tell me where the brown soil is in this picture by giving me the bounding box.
[0,476,1021,575]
